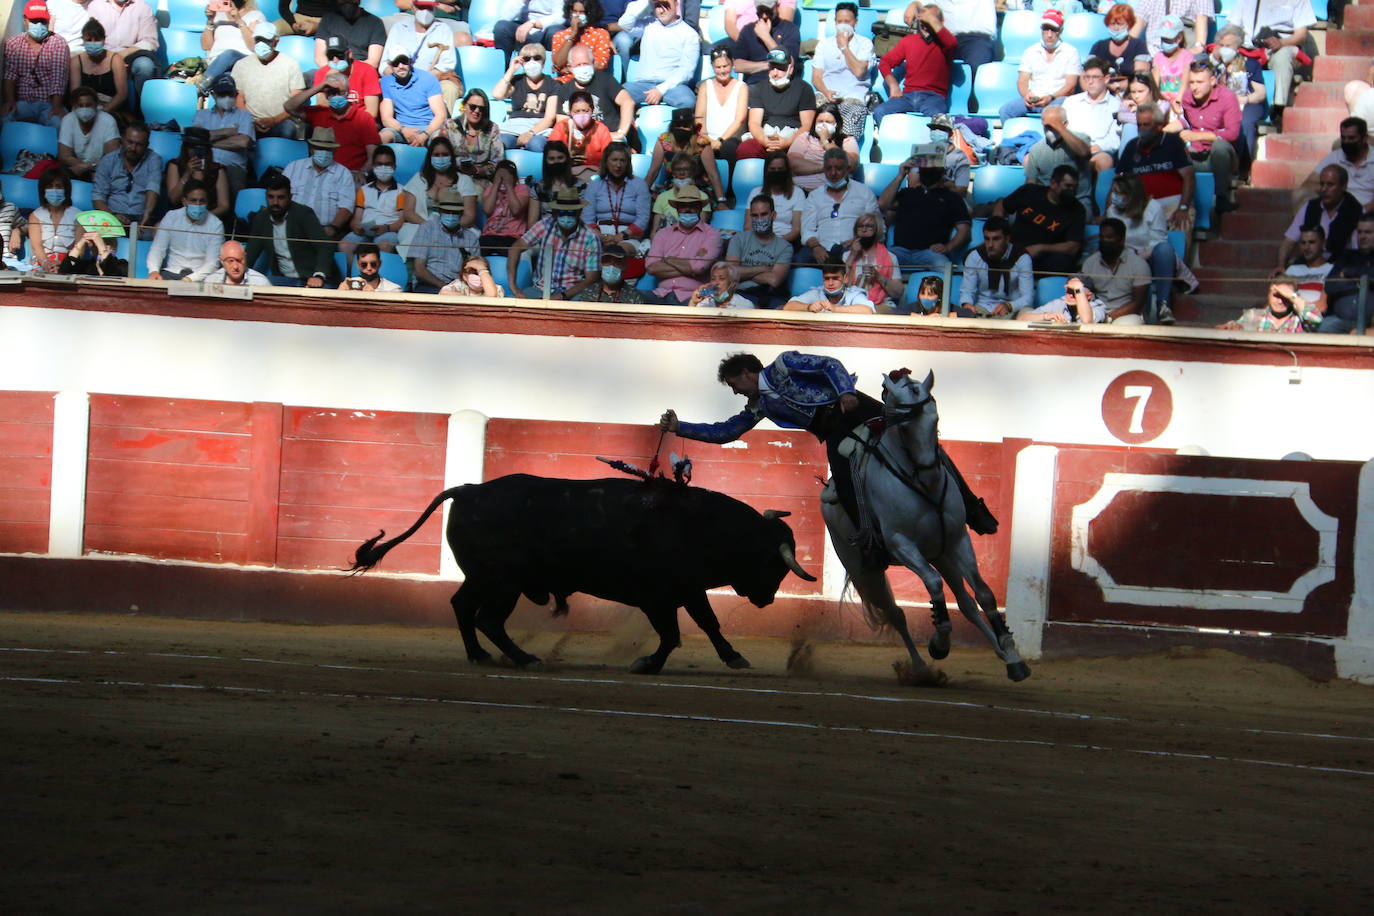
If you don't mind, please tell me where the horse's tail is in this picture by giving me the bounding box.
[842,573,896,634]
[348,486,464,574]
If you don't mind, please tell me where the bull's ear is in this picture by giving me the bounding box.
[763,509,791,520]
[923,370,934,392]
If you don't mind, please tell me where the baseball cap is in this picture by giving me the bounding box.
[1041,9,1064,30]
[1158,15,1184,39]
[391,53,412,66]
[210,74,237,95]
[252,22,277,42]
[24,1,49,20]
[766,48,790,68]
[325,36,349,56]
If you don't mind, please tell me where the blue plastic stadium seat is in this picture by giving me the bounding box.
[0,121,58,169]
[141,79,201,130]
[505,148,542,181]
[710,208,746,232]
[161,28,204,66]
[730,159,765,199]
[486,253,532,293]
[1095,166,1115,214]
[970,165,1025,206]
[235,187,268,222]
[1036,275,1067,306]
[457,47,508,98]
[70,180,94,211]
[386,143,429,184]
[276,35,317,75]
[789,267,823,297]
[1001,117,1043,142]
[796,8,820,43]
[1168,230,1186,262]
[166,0,210,31]
[360,0,394,17]
[704,6,728,44]
[148,129,183,164]
[876,114,931,163]
[1063,13,1111,49]
[0,173,39,212]
[971,62,1022,118]
[862,162,901,192]
[254,137,308,178]
[629,153,651,180]
[948,63,973,117]
[1000,10,1043,64]
[468,0,504,42]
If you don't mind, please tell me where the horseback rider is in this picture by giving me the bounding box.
[658,351,998,537]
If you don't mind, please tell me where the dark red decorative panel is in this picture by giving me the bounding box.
[0,391,55,555]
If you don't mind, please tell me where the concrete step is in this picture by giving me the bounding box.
[1343,4,1374,28]
[1238,186,1308,208]
[1295,80,1352,107]
[1326,30,1374,57]
[1220,211,1300,241]
[1200,239,1284,270]
[1264,133,1338,160]
[1252,159,1319,186]
[1313,54,1371,82]
[1280,106,1347,135]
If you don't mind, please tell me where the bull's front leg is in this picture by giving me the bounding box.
[629,605,680,675]
[683,592,750,669]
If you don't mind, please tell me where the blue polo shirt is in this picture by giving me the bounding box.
[380,69,442,129]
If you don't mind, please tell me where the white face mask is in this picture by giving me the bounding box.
[815,121,834,137]
[523,60,543,78]
[768,74,790,89]
[834,23,854,38]
[572,64,594,83]
[415,9,435,26]
[1217,46,1237,64]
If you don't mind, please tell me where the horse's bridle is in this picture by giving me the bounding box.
[880,372,939,471]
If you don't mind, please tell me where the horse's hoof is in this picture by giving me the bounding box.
[928,630,951,660]
[516,657,544,671]
[893,659,949,688]
[1006,661,1031,682]
[630,656,664,675]
[724,653,752,669]
[467,652,494,665]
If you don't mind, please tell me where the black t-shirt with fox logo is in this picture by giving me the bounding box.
[1001,183,1086,250]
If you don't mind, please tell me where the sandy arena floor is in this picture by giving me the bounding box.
[3,611,1374,914]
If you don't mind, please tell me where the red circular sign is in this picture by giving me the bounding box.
[1101,371,1173,444]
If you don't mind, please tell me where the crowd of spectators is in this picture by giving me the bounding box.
[0,0,1355,331]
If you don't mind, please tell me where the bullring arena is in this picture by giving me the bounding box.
[2,277,1373,910]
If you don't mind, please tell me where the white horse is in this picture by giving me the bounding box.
[821,369,1031,685]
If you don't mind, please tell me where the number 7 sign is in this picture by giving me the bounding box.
[1101,371,1174,444]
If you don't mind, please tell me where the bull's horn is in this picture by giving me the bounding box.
[763,509,791,520]
[779,543,817,582]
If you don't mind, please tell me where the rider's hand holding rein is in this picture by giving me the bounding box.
[838,393,859,413]
[659,410,679,432]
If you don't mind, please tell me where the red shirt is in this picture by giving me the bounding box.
[1180,84,1241,155]
[304,105,382,170]
[312,61,383,108]
[878,27,957,96]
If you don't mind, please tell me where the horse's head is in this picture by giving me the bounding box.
[881,368,940,468]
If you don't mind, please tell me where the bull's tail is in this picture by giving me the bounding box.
[347,486,464,574]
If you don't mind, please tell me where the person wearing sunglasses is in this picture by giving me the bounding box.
[379,53,447,148]
[999,8,1081,122]
[1016,274,1107,324]
[381,1,465,114]
[494,43,556,152]
[447,88,504,188]
[309,35,381,121]
[338,242,404,292]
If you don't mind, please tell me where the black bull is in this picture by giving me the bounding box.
[349,474,817,674]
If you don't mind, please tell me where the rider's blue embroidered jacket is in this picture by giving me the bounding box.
[676,351,858,443]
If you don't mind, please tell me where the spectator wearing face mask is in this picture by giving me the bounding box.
[1277,165,1361,271]
[646,186,722,304]
[1091,3,1150,78]
[508,186,603,300]
[166,126,231,222]
[999,9,1081,122]
[726,194,792,308]
[782,261,875,314]
[311,36,382,121]
[199,0,269,94]
[27,171,79,268]
[1116,103,1195,230]
[69,17,128,116]
[843,211,903,313]
[192,74,256,196]
[285,70,382,172]
[732,0,802,86]
[811,3,874,141]
[1211,23,1266,182]
[314,0,386,71]
[555,44,636,145]
[146,179,225,282]
[439,253,505,297]
[341,148,411,256]
[993,164,1085,278]
[494,44,559,153]
[877,155,971,269]
[551,0,613,80]
[282,127,358,239]
[575,248,646,303]
[1131,0,1211,56]
[1316,117,1374,211]
[788,103,860,192]
[58,86,120,180]
[2,2,70,128]
[1016,274,1108,324]
[234,24,306,139]
[87,0,159,117]
[382,2,464,113]
[799,148,879,265]
[340,242,405,292]
[1151,15,1194,102]
[736,49,816,159]
[874,3,957,124]
[548,89,613,181]
[688,261,755,309]
[1104,173,1178,324]
[1079,218,1151,324]
[413,188,482,292]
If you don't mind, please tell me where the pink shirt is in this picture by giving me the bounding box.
[729,0,797,30]
[88,0,158,54]
[1152,48,1194,101]
[647,223,723,301]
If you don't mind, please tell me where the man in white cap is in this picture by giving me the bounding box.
[508,187,603,300]
[233,23,306,139]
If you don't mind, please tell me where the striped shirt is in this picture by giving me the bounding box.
[2,33,69,102]
[520,217,602,293]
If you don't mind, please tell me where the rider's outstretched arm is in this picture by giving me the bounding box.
[673,408,762,444]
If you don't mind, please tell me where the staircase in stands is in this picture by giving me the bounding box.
[1190,4,1374,326]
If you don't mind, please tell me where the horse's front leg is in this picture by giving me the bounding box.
[935,539,1031,682]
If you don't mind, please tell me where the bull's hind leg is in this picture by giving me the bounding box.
[683,592,750,670]
[474,588,544,670]
[630,605,680,675]
[451,581,493,664]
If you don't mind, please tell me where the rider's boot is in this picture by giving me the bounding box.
[939,447,999,535]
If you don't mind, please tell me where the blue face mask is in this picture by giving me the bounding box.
[1109,28,1129,42]
[215,95,235,111]
[677,211,700,228]
[327,94,349,111]
[1160,39,1179,52]
[430,155,452,170]
[312,149,334,168]
[440,212,463,229]
[824,177,847,190]
[85,41,104,55]
[556,214,580,232]
[44,188,66,206]
[328,59,349,72]
[255,41,274,60]
[186,203,208,221]
[601,264,622,284]
[28,22,49,41]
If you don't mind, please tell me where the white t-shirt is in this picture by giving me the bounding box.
[383,17,459,74]
[232,52,306,120]
[1232,0,1317,40]
[792,285,875,311]
[769,187,806,236]
[47,0,90,52]
[59,110,121,167]
[1019,42,1082,100]
[812,34,876,102]
[206,11,266,64]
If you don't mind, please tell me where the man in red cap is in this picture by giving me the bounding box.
[0,2,70,128]
[999,8,1081,121]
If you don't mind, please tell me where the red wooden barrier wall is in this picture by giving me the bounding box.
[0,391,55,555]
[1049,449,1360,637]
[85,396,447,574]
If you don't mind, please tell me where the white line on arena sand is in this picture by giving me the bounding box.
[3,673,1373,779]
[6,644,1374,746]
